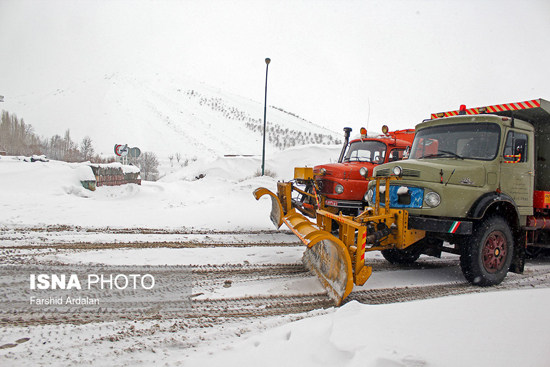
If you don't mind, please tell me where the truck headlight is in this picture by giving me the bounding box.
[424,191,441,207]
[335,184,344,194]
[392,166,403,176]
[359,167,368,177]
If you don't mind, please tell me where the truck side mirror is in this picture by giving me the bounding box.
[515,139,526,154]
[515,139,526,162]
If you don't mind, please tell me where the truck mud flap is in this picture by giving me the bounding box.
[254,187,354,305]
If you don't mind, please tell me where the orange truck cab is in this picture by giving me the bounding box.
[314,126,415,216]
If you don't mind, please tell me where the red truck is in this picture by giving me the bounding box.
[293,126,415,217]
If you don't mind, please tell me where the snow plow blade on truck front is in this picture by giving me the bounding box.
[253,168,426,306]
[253,186,355,305]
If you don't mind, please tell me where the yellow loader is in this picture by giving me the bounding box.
[254,167,425,305]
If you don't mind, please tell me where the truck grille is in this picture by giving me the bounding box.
[375,168,421,178]
[375,168,390,177]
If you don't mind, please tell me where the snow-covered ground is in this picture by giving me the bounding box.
[1,146,550,367]
[0,144,340,230]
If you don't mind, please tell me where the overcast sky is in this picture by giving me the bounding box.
[1,0,550,134]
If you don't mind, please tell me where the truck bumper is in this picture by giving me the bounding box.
[409,216,473,235]
[324,199,364,216]
[324,199,363,209]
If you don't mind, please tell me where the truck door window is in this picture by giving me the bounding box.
[503,131,528,163]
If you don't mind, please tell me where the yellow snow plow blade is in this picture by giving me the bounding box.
[253,187,284,229]
[254,187,355,305]
[254,175,426,306]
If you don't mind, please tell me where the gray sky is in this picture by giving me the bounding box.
[1,0,550,134]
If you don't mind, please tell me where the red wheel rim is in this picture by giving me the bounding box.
[482,231,508,273]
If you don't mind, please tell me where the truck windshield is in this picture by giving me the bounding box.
[410,123,501,161]
[344,141,386,164]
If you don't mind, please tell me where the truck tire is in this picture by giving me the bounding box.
[381,247,422,264]
[381,237,433,265]
[460,215,513,286]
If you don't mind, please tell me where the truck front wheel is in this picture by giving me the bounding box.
[381,248,421,264]
[381,242,424,265]
[460,216,513,286]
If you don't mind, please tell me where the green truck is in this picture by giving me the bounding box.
[254,98,550,304]
[367,98,550,286]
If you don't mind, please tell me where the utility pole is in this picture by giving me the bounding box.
[261,58,271,176]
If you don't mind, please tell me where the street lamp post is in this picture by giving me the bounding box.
[261,58,271,176]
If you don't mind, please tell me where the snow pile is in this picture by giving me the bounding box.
[76,165,95,181]
[160,144,341,182]
[90,162,141,174]
[184,291,550,367]
[0,145,340,230]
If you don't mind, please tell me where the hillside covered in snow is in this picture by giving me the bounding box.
[5,62,342,160]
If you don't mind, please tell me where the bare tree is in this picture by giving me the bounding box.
[80,136,94,161]
[138,151,159,181]
[0,109,109,162]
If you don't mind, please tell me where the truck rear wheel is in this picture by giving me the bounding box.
[460,216,513,286]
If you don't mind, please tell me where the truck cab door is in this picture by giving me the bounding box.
[499,128,534,215]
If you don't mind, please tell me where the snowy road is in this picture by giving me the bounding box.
[2,227,550,366]
[3,227,550,326]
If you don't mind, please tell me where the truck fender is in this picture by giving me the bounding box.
[468,192,525,275]
[467,192,519,223]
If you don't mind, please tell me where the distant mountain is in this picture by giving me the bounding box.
[7,64,342,160]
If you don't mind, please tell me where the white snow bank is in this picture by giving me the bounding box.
[160,144,341,183]
[76,165,95,181]
[184,288,550,367]
[88,161,140,173]
[0,146,341,230]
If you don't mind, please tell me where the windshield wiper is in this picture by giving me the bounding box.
[423,150,464,160]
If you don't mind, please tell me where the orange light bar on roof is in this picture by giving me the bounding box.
[360,127,367,138]
[430,99,541,119]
